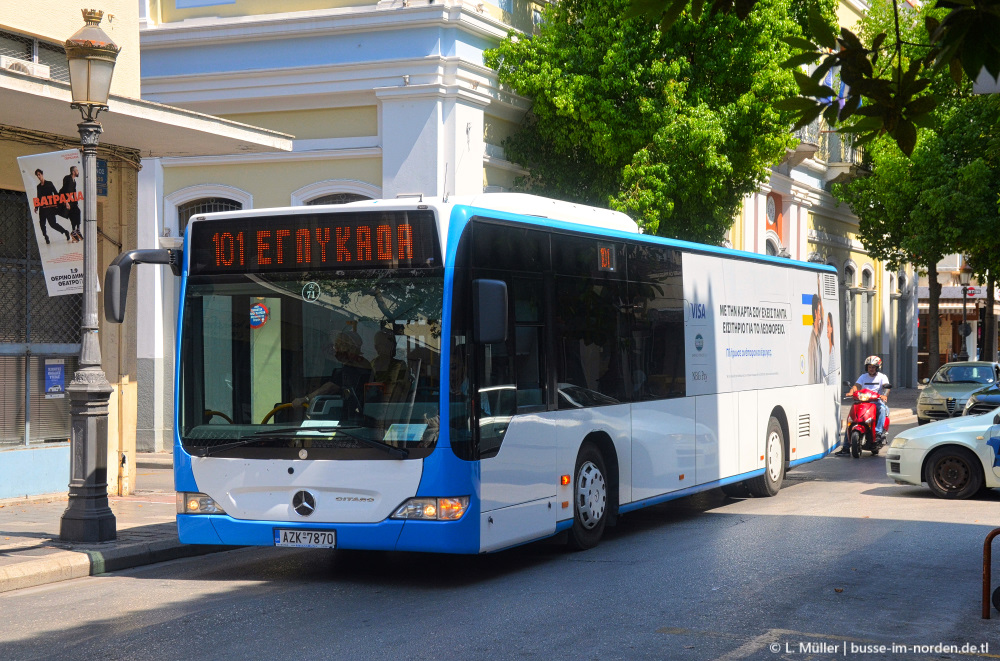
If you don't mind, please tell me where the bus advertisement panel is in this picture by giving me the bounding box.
[685,253,840,396]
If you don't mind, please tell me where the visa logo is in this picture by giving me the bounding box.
[690,303,706,319]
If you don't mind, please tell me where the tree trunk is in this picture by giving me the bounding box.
[986,273,997,362]
[928,261,941,376]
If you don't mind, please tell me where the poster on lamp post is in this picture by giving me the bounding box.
[16,149,85,297]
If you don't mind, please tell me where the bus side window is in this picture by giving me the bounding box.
[630,285,685,400]
[477,340,515,457]
[553,276,630,407]
[513,277,545,411]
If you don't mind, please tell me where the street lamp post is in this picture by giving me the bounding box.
[958,268,972,362]
[59,9,120,542]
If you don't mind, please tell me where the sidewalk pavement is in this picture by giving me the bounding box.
[841,385,922,426]
[0,452,228,595]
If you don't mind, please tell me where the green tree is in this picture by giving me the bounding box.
[942,95,1000,360]
[631,0,1000,157]
[484,0,807,243]
[833,95,1000,373]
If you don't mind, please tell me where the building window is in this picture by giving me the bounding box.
[862,269,873,289]
[306,193,371,206]
[177,197,242,234]
[844,265,856,287]
[0,29,70,83]
[765,239,778,256]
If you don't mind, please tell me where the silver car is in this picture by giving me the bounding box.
[917,361,1000,425]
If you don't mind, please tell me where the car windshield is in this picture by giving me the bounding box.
[931,365,996,385]
[178,270,444,460]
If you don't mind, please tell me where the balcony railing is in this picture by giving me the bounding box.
[785,116,868,182]
[820,129,865,167]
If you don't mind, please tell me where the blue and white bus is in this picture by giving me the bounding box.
[106,194,841,553]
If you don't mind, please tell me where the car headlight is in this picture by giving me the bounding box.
[177,492,226,514]
[890,435,908,448]
[922,395,943,405]
[392,496,469,520]
[964,398,976,412]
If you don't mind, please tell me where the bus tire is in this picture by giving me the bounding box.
[567,443,609,550]
[748,416,785,497]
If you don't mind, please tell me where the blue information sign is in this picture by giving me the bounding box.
[96,159,108,197]
[44,359,65,399]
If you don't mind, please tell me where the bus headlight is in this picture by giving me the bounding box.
[177,492,226,514]
[392,497,469,520]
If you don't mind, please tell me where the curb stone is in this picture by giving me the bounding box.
[0,541,233,594]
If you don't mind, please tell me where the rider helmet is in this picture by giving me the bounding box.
[864,355,882,369]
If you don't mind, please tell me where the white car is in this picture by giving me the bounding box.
[886,411,1000,499]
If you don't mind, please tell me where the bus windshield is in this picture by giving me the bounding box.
[178,270,444,460]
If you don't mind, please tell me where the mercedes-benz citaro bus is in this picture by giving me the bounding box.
[105,194,841,554]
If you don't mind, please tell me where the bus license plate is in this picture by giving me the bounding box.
[274,529,336,548]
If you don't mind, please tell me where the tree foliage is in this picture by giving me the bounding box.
[629,0,1000,157]
[484,0,808,243]
[833,93,1000,371]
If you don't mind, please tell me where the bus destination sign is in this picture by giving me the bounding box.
[188,211,440,275]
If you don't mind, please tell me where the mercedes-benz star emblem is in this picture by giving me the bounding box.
[292,490,316,517]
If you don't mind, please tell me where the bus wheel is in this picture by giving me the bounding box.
[567,443,608,550]
[748,417,785,497]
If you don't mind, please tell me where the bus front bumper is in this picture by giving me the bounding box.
[178,512,481,554]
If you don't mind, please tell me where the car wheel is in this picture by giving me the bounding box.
[923,446,983,499]
[567,443,608,550]
[721,481,751,498]
[748,417,785,497]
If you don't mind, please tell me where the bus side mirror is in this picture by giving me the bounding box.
[473,279,507,344]
[105,248,182,323]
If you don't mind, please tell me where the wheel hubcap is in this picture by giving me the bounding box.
[767,432,782,481]
[576,461,607,529]
[934,457,970,491]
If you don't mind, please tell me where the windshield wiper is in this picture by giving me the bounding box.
[261,427,409,459]
[255,426,409,459]
[193,427,409,459]
[191,437,269,457]
[192,425,409,459]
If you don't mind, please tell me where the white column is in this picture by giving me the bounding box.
[136,158,170,452]
[882,263,892,364]
[377,84,491,199]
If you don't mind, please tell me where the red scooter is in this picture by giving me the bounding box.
[845,387,891,458]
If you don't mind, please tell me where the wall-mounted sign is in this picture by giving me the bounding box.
[96,159,108,197]
[44,359,65,399]
[16,150,85,297]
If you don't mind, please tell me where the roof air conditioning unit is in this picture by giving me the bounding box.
[1,56,50,78]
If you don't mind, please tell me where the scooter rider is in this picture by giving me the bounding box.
[836,355,890,456]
